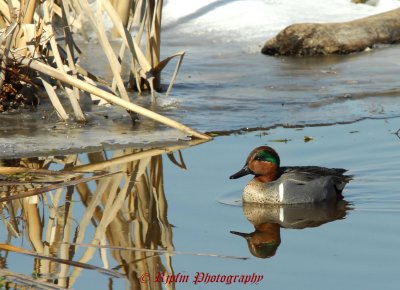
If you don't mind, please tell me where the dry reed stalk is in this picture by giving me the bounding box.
[100,0,179,101]
[14,1,34,57]
[0,269,69,290]
[0,166,82,183]
[130,0,147,91]
[112,33,128,92]
[68,172,130,286]
[2,202,19,237]
[0,1,11,23]
[4,198,22,234]
[22,198,43,253]
[0,172,118,203]
[43,0,85,121]
[0,144,207,287]
[0,212,14,238]
[99,0,155,89]
[0,24,16,91]
[42,172,110,287]
[111,0,131,38]
[164,51,185,97]
[38,192,63,281]
[21,199,46,277]
[44,188,63,246]
[40,76,69,120]
[0,243,123,277]
[21,0,37,24]
[167,149,186,169]
[60,1,86,120]
[44,205,68,286]
[75,176,113,243]
[58,188,75,287]
[78,0,130,101]
[69,141,205,172]
[82,0,184,100]
[21,58,211,140]
[69,148,176,288]
[0,0,206,142]
[149,155,175,285]
[74,179,92,207]
[127,155,173,288]
[145,0,162,90]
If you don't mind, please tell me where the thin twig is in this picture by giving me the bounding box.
[0,244,123,278]
[65,242,249,260]
[0,269,69,290]
[0,23,17,90]
[0,172,120,203]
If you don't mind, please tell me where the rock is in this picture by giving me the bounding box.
[351,0,379,5]
[261,8,400,56]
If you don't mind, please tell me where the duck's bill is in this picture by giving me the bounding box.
[230,231,251,239]
[229,165,252,179]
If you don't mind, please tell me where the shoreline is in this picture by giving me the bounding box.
[1,114,398,158]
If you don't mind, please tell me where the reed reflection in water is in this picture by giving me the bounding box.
[0,142,203,289]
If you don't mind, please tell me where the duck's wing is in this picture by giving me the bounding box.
[279,166,352,184]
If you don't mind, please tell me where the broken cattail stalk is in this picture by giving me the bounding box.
[22,58,211,140]
[79,0,131,102]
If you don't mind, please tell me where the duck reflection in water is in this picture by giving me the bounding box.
[231,200,350,259]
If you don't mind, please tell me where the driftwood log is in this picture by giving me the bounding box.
[262,8,400,56]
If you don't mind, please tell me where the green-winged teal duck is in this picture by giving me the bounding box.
[230,146,351,204]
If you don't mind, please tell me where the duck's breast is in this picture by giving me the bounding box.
[242,179,280,204]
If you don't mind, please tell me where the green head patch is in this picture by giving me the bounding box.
[254,149,280,167]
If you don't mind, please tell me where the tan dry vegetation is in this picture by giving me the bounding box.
[0,0,210,140]
[0,142,247,288]
[0,143,199,288]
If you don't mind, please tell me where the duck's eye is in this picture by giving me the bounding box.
[255,151,278,164]
[255,155,265,161]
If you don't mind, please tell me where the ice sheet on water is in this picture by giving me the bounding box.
[158,0,400,132]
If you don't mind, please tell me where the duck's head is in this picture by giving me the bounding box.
[230,223,281,259]
[229,146,280,183]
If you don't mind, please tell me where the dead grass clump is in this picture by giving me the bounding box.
[0,63,38,112]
